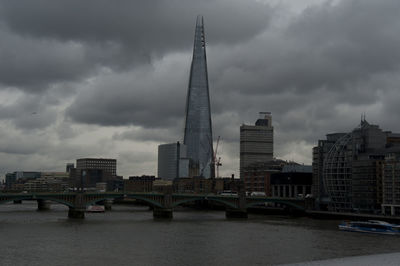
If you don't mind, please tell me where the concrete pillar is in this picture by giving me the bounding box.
[37,199,51,211]
[294,186,298,198]
[303,186,307,196]
[68,207,85,219]
[391,206,395,216]
[103,199,113,211]
[153,208,173,219]
[225,208,248,219]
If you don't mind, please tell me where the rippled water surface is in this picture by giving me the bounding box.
[0,202,399,266]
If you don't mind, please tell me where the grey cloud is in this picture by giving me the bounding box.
[66,56,189,127]
[113,127,182,143]
[66,0,400,148]
[0,93,59,130]
[208,0,400,100]
[2,0,400,178]
[0,0,272,72]
[0,26,95,91]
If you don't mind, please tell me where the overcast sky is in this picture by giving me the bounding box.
[1,0,399,179]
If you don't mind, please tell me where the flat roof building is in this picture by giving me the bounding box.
[240,112,274,179]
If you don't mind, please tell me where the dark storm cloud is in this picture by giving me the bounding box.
[67,59,189,127]
[68,0,400,148]
[0,26,94,91]
[0,0,272,91]
[0,0,271,45]
[210,0,400,98]
[1,0,400,176]
[0,92,58,130]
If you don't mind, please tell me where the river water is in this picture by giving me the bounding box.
[0,202,399,266]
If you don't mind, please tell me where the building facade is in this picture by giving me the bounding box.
[124,176,155,192]
[71,158,117,189]
[242,160,286,196]
[313,119,400,213]
[240,112,273,179]
[158,142,189,180]
[183,16,214,178]
[271,171,312,198]
[382,153,400,216]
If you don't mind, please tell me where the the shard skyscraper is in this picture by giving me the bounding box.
[184,16,214,178]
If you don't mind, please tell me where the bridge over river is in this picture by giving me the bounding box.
[0,192,306,219]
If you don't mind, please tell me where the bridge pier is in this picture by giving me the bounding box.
[37,199,51,211]
[103,199,113,211]
[225,208,248,219]
[13,200,22,204]
[153,208,173,219]
[68,207,85,219]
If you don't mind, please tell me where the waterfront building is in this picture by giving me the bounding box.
[313,119,400,213]
[183,16,214,178]
[70,158,117,189]
[242,159,286,196]
[5,172,16,189]
[23,172,70,192]
[240,112,274,179]
[382,152,400,216]
[76,158,116,177]
[66,163,74,173]
[172,176,227,194]
[4,171,41,191]
[158,142,189,180]
[271,170,312,198]
[124,175,155,192]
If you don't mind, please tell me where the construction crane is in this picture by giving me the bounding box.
[213,136,222,178]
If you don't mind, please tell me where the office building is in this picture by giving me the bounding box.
[240,112,274,179]
[158,142,189,180]
[71,158,117,189]
[313,119,400,213]
[382,152,400,216]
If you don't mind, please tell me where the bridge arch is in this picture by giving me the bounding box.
[0,196,33,205]
[0,196,75,208]
[123,195,164,208]
[245,199,305,211]
[171,197,238,209]
[84,195,123,207]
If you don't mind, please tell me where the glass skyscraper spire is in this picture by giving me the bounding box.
[184,16,214,178]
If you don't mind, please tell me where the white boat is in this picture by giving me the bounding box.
[339,220,400,235]
[86,205,105,213]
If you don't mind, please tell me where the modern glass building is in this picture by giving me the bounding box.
[313,119,400,213]
[183,16,214,178]
[158,142,189,180]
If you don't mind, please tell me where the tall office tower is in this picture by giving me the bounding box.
[183,16,214,178]
[240,112,274,179]
[158,142,189,180]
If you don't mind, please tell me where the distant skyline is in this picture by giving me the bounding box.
[0,0,400,179]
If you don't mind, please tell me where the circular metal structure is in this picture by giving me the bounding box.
[323,132,353,212]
